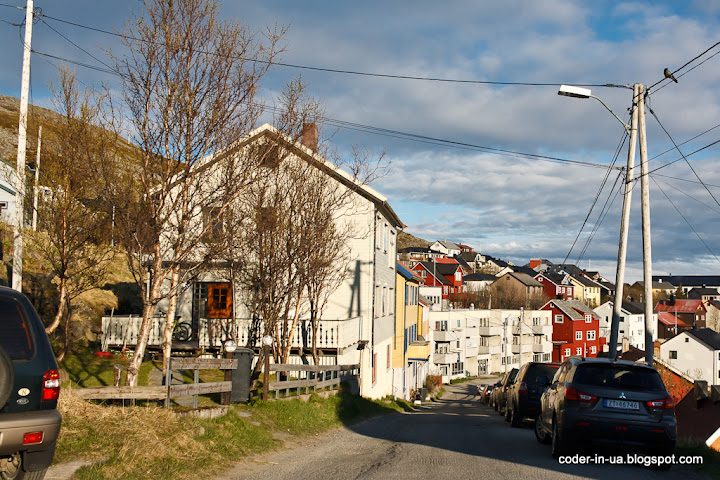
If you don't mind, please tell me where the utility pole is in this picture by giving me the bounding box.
[609,84,641,361]
[13,0,34,292]
[638,86,654,366]
[503,316,508,375]
[32,125,41,231]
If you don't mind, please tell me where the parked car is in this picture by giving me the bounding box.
[0,287,62,479]
[476,384,486,396]
[505,361,561,427]
[484,382,499,406]
[535,356,676,463]
[496,368,518,416]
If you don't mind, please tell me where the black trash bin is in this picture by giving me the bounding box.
[230,348,254,403]
[419,387,428,401]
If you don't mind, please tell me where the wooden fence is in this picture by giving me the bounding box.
[269,363,360,398]
[72,357,237,408]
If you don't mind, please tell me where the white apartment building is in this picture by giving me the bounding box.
[594,301,657,352]
[428,308,553,382]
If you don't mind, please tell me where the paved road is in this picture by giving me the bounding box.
[217,380,709,480]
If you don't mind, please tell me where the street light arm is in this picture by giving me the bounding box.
[590,95,631,132]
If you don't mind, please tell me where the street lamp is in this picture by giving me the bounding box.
[558,83,653,364]
[262,335,273,401]
[558,85,630,132]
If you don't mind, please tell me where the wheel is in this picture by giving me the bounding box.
[535,414,551,444]
[510,403,522,427]
[172,322,192,342]
[0,453,48,480]
[551,415,567,459]
[0,345,14,410]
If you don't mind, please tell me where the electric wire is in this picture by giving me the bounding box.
[37,16,115,73]
[651,175,720,215]
[646,105,720,209]
[561,126,629,266]
[648,39,720,91]
[651,176,720,264]
[651,49,720,97]
[37,12,622,88]
[646,138,720,175]
[647,122,720,165]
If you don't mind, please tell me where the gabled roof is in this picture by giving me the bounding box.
[536,272,567,286]
[685,328,720,350]
[689,287,719,296]
[655,299,704,313]
[453,256,472,271]
[498,272,542,288]
[457,251,482,262]
[658,312,689,327]
[399,247,434,254]
[207,123,404,228]
[433,240,461,251]
[652,275,720,288]
[544,299,597,320]
[415,261,450,285]
[512,265,539,277]
[463,273,496,283]
[569,273,601,288]
[623,301,646,315]
[434,257,459,265]
[633,281,675,290]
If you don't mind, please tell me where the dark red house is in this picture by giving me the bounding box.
[411,260,464,300]
[534,272,574,301]
[541,299,606,362]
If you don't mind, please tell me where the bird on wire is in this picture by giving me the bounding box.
[664,68,678,83]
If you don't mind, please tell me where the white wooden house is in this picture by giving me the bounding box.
[102,124,403,399]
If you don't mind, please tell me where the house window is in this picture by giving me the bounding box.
[591,346,597,354]
[587,330,596,341]
[575,331,582,341]
[206,283,232,318]
[202,206,225,242]
[576,347,582,355]
[555,314,563,324]
[669,350,677,360]
[564,348,571,357]
[258,143,281,168]
[685,338,689,343]
[543,353,551,362]
[585,314,592,323]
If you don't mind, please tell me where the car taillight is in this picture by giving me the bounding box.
[518,382,528,394]
[565,387,596,403]
[504,386,509,392]
[42,369,61,401]
[23,432,43,445]
[646,395,675,410]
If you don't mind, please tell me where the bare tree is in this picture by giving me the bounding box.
[105,0,285,385]
[28,68,115,360]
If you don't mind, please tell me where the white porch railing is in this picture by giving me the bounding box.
[101,315,362,351]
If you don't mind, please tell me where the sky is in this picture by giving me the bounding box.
[0,0,719,283]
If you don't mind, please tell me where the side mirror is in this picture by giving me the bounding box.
[536,375,549,387]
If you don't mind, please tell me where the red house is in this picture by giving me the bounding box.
[541,299,606,362]
[534,272,574,301]
[411,260,463,300]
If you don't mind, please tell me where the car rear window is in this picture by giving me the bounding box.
[573,364,665,391]
[525,364,560,383]
[0,296,34,360]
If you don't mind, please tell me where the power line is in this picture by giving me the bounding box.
[646,105,720,209]
[650,49,720,97]
[38,12,623,88]
[37,16,116,73]
[651,176,720,264]
[651,176,720,215]
[647,122,720,165]
[646,138,720,175]
[648,39,720,91]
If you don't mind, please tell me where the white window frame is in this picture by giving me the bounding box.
[587,330,596,341]
[575,331,582,340]
[555,314,563,324]
[585,314,592,323]
[576,347,582,355]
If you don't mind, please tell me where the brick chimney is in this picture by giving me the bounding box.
[301,123,318,153]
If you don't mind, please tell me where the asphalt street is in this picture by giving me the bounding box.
[216,379,710,480]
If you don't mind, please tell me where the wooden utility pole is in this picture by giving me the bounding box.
[609,84,640,361]
[637,86,654,366]
[32,125,41,231]
[13,0,33,292]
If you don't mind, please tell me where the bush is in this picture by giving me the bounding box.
[424,375,442,393]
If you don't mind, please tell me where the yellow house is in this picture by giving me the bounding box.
[567,274,602,308]
[393,263,430,399]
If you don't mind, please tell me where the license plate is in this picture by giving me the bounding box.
[603,399,639,410]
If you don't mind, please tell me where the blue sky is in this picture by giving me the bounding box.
[1,1,719,282]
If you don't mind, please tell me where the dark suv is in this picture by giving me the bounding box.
[495,368,518,416]
[505,361,560,427]
[535,357,676,461]
[0,287,62,479]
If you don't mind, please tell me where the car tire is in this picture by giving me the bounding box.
[551,415,567,459]
[510,403,522,427]
[0,344,14,410]
[535,414,551,444]
[1,453,49,480]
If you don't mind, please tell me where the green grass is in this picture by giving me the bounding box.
[449,376,477,384]
[57,388,414,480]
[59,348,155,388]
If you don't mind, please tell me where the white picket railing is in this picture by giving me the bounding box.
[101,315,362,351]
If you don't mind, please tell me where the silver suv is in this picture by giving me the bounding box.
[0,287,62,479]
[535,356,676,461]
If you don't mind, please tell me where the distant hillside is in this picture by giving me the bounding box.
[398,231,431,250]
